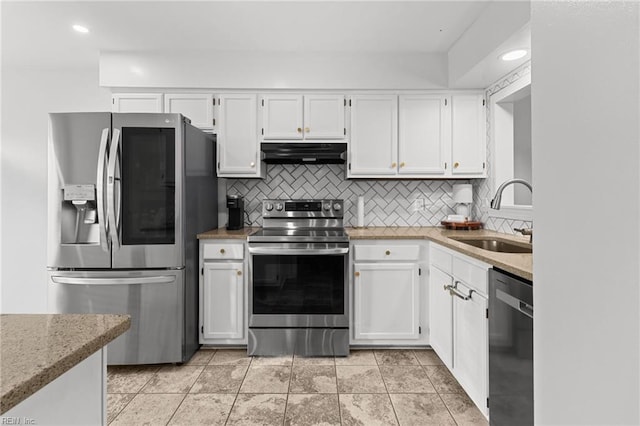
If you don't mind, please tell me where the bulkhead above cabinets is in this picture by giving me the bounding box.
[111,90,486,180]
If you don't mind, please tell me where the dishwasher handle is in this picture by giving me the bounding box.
[496,288,533,319]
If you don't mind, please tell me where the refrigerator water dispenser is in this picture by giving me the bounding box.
[61,184,99,244]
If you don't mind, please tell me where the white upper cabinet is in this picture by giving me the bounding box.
[262,95,304,140]
[348,91,485,179]
[398,95,449,176]
[111,93,163,113]
[304,95,346,139]
[215,93,263,178]
[348,95,398,177]
[261,94,346,141]
[164,93,214,130]
[451,93,486,175]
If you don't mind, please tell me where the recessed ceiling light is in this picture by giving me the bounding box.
[501,49,527,61]
[72,24,89,34]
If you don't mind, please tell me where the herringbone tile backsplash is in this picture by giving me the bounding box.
[227,164,467,227]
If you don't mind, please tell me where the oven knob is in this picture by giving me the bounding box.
[265,202,274,211]
[323,202,332,211]
[333,202,342,211]
[275,202,284,211]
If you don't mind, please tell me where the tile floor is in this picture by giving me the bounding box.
[107,349,488,425]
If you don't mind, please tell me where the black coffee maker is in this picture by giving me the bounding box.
[226,194,244,230]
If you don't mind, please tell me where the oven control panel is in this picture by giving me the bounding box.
[262,199,343,218]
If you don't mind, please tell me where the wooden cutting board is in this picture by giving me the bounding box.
[440,221,483,230]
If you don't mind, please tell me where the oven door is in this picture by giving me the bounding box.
[248,242,349,328]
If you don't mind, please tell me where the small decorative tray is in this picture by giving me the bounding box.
[440,220,483,230]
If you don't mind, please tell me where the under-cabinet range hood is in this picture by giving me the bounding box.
[261,142,347,164]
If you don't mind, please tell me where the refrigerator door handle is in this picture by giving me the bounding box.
[107,128,121,249]
[51,275,176,285]
[96,128,110,252]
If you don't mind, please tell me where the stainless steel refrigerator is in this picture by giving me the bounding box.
[47,112,217,365]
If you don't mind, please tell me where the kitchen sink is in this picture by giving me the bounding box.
[449,237,532,254]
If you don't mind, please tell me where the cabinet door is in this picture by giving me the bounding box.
[216,94,260,176]
[399,95,448,175]
[348,95,398,177]
[304,95,346,139]
[262,95,303,140]
[202,262,244,340]
[164,93,214,129]
[453,281,488,416]
[353,263,419,340]
[451,94,486,175]
[429,265,454,369]
[112,93,163,113]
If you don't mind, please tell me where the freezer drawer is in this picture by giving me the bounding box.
[48,269,184,365]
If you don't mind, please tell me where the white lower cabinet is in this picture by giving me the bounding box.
[429,242,490,418]
[429,265,453,369]
[351,241,428,346]
[199,241,247,345]
[453,280,488,416]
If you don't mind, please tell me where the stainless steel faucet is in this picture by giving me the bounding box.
[490,178,533,210]
[491,179,533,243]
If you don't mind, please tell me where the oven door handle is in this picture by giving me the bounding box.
[248,247,349,255]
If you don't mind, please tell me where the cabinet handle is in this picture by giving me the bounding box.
[220,248,225,254]
[250,162,255,167]
[391,162,397,168]
[237,270,242,276]
[400,162,405,168]
[454,162,460,168]
[305,127,310,133]
[354,271,360,277]
[385,250,391,255]
[297,127,302,133]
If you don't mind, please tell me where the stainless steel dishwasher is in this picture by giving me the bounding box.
[489,268,533,426]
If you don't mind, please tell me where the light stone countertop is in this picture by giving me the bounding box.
[346,227,532,281]
[196,226,532,281]
[0,314,131,414]
[197,227,259,239]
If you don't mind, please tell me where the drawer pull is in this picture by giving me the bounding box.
[354,271,360,277]
[220,248,225,254]
[237,270,242,276]
[385,250,391,256]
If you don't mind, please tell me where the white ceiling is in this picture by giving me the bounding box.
[2,1,491,68]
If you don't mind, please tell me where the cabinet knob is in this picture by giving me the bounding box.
[305,127,310,133]
[391,162,397,168]
[237,270,242,276]
[454,162,460,168]
[220,248,225,254]
[400,162,405,168]
[385,250,391,255]
[297,127,302,133]
[250,162,255,167]
[354,271,360,277]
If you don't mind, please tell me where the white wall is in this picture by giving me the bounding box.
[513,95,531,205]
[100,51,448,89]
[532,2,639,424]
[0,66,111,312]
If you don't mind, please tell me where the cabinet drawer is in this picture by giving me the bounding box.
[430,245,453,274]
[452,256,488,295]
[202,243,244,260]
[354,245,420,261]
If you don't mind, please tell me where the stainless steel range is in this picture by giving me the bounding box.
[247,199,349,356]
